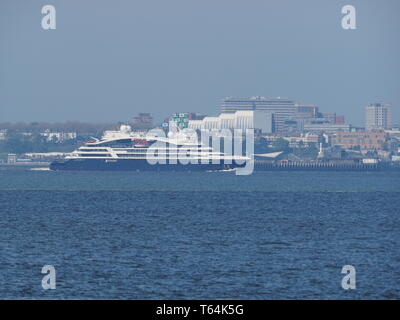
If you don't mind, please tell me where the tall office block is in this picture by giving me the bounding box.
[365,103,392,131]
[221,96,295,133]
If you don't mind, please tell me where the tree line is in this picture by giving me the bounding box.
[0,121,117,136]
[0,121,118,154]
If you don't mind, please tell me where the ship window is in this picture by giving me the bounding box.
[78,154,112,157]
[116,154,146,157]
[80,148,108,152]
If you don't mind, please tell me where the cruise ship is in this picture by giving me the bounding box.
[49,125,249,171]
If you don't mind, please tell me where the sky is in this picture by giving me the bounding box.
[0,0,399,126]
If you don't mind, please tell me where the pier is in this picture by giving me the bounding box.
[254,160,400,171]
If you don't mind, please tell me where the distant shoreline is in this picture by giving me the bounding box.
[0,162,50,167]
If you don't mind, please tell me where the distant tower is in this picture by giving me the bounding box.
[365,103,392,131]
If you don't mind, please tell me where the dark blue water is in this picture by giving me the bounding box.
[0,167,399,299]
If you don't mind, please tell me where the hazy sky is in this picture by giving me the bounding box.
[0,0,399,125]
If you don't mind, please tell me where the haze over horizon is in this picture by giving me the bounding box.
[1,0,399,126]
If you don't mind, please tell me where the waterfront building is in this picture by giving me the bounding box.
[283,133,319,148]
[303,123,350,134]
[169,113,190,129]
[163,113,207,130]
[365,103,393,131]
[187,113,207,120]
[304,113,345,125]
[295,104,319,118]
[331,131,387,150]
[335,115,345,124]
[188,110,273,134]
[221,96,295,133]
[24,152,68,160]
[40,130,77,142]
[320,113,337,124]
[319,113,345,125]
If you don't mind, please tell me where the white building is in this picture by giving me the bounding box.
[366,103,393,131]
[188,110,273,133]
[221,96,295,133]
[41,130,77,142]
[283,133,319,147]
